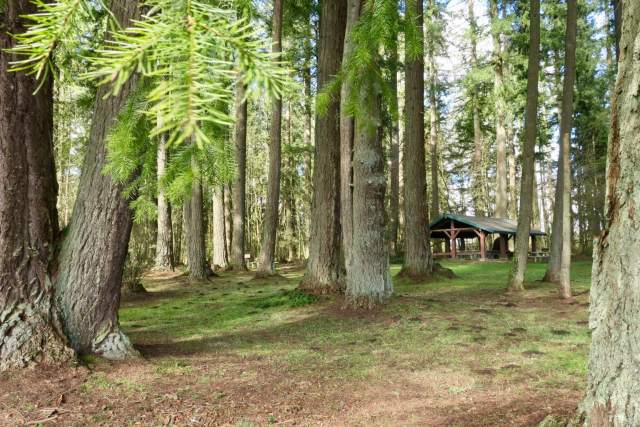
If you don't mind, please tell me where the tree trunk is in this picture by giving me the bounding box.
[256,0,283,277]
[346,34,392,307]
[557,0,577,299]
[401,0,433,279]
[54,0,142,359]
[490,0,508,219]
[469,0,485,216]
[507,0,540,292]
[301,0,346,292]
[577,3,640,424]
[173,204,183,265]
[231,82,248,270]
[154,131,173,270]
[388,40,401,257]
[389,44,400,256]
[212,186,228,270]
[339,0,360,277]
[430,0,440,221]
[185,177,208,280]
[225,183,233,258]
[545,58,566,283]
[0,0,74,370]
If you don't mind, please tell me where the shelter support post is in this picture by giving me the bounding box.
[499,234,508,259]
[531,235,537,253]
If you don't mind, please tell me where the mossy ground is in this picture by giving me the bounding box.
[1,260,592,426]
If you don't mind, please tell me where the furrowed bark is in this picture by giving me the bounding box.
[54,0,141,359]
[231,82,248,270]
[0,0,75,370]
[345,1,393,308]
[388,39,400,257]
[256,0,283,277]
[507,0,540,292]
[212,185,228,270]
[185,177,208,280]
[575,3,640,425]
[401,0,433,279]
[558,0,577,300]
[301,0,346,293]
[339,0,360,274]
[346,50,392,308]
[154,132,173,270]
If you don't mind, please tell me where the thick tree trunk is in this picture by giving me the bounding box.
[231,82,248,270]
[346,52,392,308]
[301,0,346,292]
[185,178,208,280]
[212,186,228,270]
[0,0,75,370]
[557,0,577,299]
[577,3,640,424]
[256,0,283,277]
[507,0,540,292]
[401,0,433,279]
[154,132,173,270]
[340,0,360,273]
[490,0,508,219]
[54,0,141,359]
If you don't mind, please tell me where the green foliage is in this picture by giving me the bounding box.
[6,0,108,88]
[103,83,158,222]
[340,0,400,132]
[86,0,294,149]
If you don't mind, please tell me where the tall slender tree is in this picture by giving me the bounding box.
[427,0,440,221]
[231,81,248,270]
[0,0,74,370]
[212,186,229,270]
[468,0,486,216]
[401,0,433,279]
[490,0,508,219]
[339,0,360,274]
[578,2,640,424]
[256,0,284,277]
[388,26,401,257]
[301,0,347,292]
[154,130,173,270]
[558,0,577,299]
[507,0,540,292]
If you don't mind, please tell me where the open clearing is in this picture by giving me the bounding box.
[0,261,592,426]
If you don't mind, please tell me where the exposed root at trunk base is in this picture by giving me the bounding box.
[397,263,457,282]
[92,329,141,361]
[122,280,148,295]
[297,279,345,295]
[542,272,561,284]
[0,305,76,372]
[251,271,285,281]
[342,294,388,310]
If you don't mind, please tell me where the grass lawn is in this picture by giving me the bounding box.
[0,260,593,426]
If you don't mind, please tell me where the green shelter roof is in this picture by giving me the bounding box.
[429,213,546,236]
